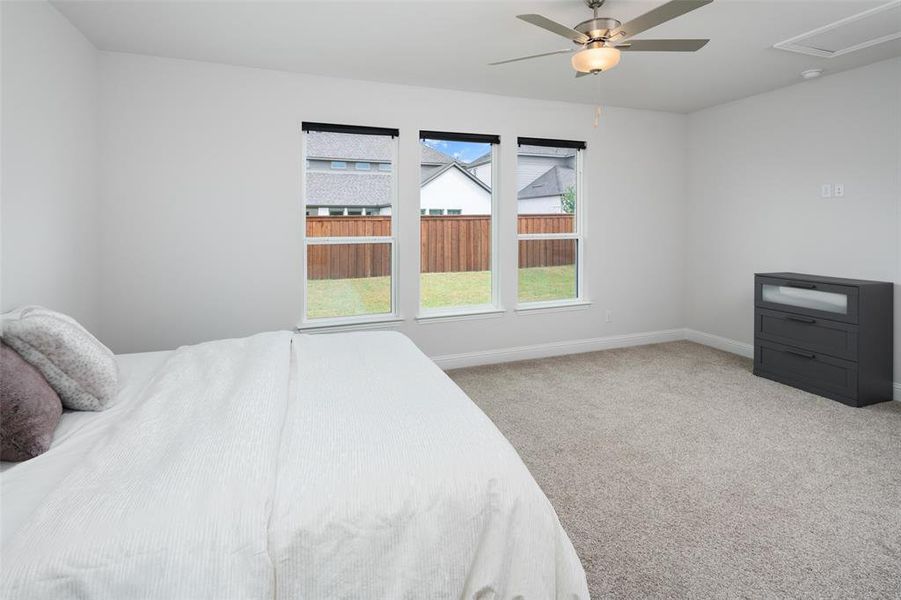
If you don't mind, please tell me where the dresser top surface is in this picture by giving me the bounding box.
[756,272,893,288]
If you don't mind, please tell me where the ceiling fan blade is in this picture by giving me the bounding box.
[617,39,709,51]
[489,49,573,66]
[517,14,589,44]
[610,0,713,42]
[575,71,594,78]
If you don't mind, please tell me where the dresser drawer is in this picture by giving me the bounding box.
[754,340,858,402]
[755,308,858,361]
[755,275,859,324]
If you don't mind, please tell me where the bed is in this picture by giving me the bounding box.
[1,330,588,598]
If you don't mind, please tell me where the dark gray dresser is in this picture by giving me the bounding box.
[753,273,893,407]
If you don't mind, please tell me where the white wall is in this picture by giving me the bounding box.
[0,1,100,330]
[98,52,688,355]
[686,57,901,382]
[420,168,490,215]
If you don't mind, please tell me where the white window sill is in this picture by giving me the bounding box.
[515,300,591,315]
[415,307,505,324]
[296,315,404,333]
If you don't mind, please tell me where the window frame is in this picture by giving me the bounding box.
[417,134,501,319]
[299,125,399,328]
[515,140,586,310]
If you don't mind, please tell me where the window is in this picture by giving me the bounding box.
[356,162,371,171]
[378,163,391,172]
[516,137,585,306]
[419,130,499,315]
[302,122,399,324]
[331,161,347,170]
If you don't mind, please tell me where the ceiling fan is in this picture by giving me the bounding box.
[490,0,713,77]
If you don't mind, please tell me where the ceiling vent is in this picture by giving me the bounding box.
[774,0,901,58]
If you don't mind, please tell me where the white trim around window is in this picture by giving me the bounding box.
[516,145,585,310]
[299,129,399,328]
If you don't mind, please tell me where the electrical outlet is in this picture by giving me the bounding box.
[821,184,832,198]
[605,310,613,323]
[834,183,844,197]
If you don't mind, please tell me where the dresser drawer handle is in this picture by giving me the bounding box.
[786,281,817,289]
[784,315,816,324]
[784,349,816,359]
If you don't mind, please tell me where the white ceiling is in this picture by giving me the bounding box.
[52,0,901,113]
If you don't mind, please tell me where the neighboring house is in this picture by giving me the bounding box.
[467,152,492,188]
[468,145,577,215]
[420,162,491,216]
[514,145,577,215]
[305,133,576,216]
[517,164,576,214]
[305,132,397,216]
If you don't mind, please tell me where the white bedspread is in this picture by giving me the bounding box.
[1,332,294,599]
[1,330,588,599]
[271,332,588,598]
[1,349,172,541]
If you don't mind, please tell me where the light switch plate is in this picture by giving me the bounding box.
[821,184,832,198]
[834,183,844,197]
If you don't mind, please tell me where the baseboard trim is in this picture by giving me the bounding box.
[683,328,754,358]
[435,326,900,401]
[431,328,685,370]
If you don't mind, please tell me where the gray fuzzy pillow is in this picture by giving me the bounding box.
[1,341,63,461]
[1,307,118,411]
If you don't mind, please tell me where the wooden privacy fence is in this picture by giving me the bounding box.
[306,214,575,280]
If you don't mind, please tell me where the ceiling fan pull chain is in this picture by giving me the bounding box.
[594,75,603,128]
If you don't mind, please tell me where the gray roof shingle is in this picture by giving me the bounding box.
[306,172,392,207]
[421,145,454,165]
[518,166,576,199]
[306,131,393,162]
[307,131,454,165]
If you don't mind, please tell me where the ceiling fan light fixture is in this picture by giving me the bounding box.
[571,44,621,73]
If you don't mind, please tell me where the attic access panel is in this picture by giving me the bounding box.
[773,1,901,58]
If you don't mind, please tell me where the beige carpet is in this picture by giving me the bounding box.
[447,341,901,599]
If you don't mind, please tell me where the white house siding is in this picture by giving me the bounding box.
[420,167,490,215]
[518,196,564,214]
[310,206,391,216]
[470,162,492,187]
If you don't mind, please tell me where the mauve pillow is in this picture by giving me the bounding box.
[1,342,63,462]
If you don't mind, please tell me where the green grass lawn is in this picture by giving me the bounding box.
[307,266,576,319]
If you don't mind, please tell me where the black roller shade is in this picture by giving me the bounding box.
[420,131,500,145]
[302,122,399,137]
[518,137,586,150]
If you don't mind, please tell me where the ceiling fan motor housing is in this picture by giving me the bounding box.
[575,18,622,43]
